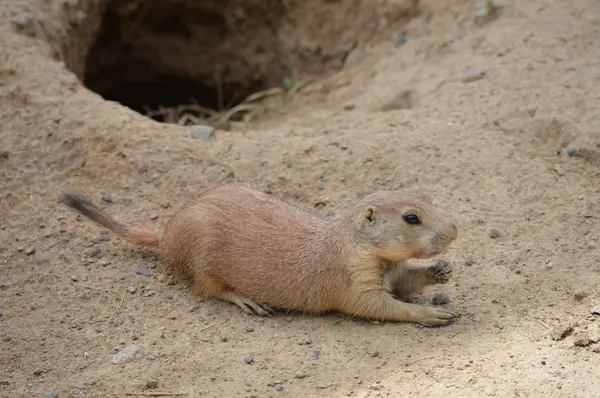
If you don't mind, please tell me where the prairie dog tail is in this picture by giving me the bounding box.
[60,192,160,248]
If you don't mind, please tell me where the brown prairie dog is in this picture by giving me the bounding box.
[60,184,459,327]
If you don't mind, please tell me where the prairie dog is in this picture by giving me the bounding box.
[61,184,459,326]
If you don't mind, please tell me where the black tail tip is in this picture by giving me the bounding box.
[59,192,92,209]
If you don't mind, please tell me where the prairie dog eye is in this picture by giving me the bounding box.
[403,214,421,225]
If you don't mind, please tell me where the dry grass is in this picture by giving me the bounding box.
[143,86,289,130]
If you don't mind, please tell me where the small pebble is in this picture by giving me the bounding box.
[370,351,380,358]
[150,214,159,220]
[111,345,143,364]
[316,177,325,190]
[394,34,407,49]
[574,291,588,301]
[41,393,58,398]
[146,380,159,389]
[220,336,228,342]
[432,292,450,305]
[567,147,578,157]
[294,370,309,379]
[11,12,37,36]
[275,384,284,392]
[312,351,320,360]
[285,316,293,322]
[244,355,254,364]
[190,125,215,140]
[138,159,148,173]
[245,326,254,333]
[127,286,137,294]
[462,67,486,83]
[493,320,504,329]
[100,193,112,203]
[25,247,35,255]
[488,229,501,239]
[70,275,79,282]
[135,266,152,276]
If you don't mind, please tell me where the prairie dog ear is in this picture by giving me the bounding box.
[364,206,376,222]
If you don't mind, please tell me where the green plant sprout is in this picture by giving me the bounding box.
[477,0,502,17]
[282,71,303,91]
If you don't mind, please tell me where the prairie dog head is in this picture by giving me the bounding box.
[354,190,458,262]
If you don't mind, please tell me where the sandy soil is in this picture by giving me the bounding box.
[2,0,600,397]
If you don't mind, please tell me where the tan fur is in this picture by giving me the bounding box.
[61,184,459,327]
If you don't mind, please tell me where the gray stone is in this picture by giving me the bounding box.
[462,67,486,83]
[42,393,58,398]
[135,266,151,276]
[316,177,325,190]
[100,193,112,202]
[111,345,143,364]
[190,125,215,141]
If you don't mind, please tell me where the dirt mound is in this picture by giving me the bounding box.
[2,0,600,397]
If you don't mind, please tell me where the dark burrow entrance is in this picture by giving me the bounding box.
[82,0,279,125]
[79,0,419,126]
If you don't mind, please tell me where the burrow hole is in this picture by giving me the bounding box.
[81,0,416,126]
[83,1,290,126]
